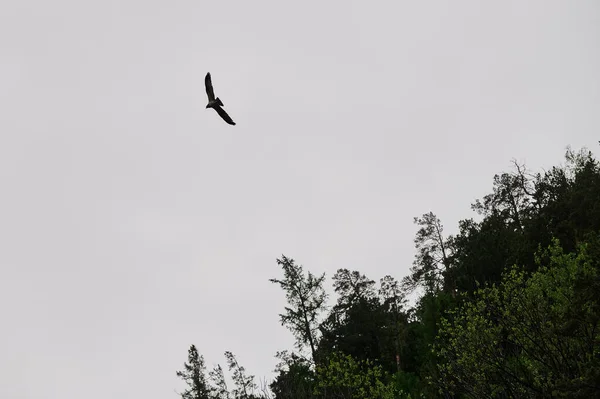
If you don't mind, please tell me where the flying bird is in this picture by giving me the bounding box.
[205,72,236,125]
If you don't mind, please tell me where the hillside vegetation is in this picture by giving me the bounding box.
[176,146,600,398]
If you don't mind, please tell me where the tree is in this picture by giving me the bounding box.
[270,255,328,365]
[269,351,316,399]
[471,160,536,232]
[403,212,455,296]
[534,147,600,252]
[318,296,392,371]
[332,269,377,311]
[208,365,230,399]
[379,275,408,372]
[318,269,377,345]
[317,270,404,374]
[176,345,212,399]
[450,215,524,294]
[177,346,266,399]
[435,238,600,398]
[224,351,259,399]
[314,351,397,399]
[175,146,600,399]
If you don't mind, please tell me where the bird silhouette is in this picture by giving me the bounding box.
[205,72,236,125]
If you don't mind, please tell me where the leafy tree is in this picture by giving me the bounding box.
[270,255,328,365]
[314,351,396,399]
[407,290,457,397]
[435,238,600,398]
[389,371,423,399]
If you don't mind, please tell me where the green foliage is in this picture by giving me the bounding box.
[435,238,600,397]
[407,290,458,397]
[389,371,423,398]
[314,351,396,399]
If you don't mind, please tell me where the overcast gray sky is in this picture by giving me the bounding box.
[1,1,599,398]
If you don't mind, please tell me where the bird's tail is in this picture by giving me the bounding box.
[216,97,224,106]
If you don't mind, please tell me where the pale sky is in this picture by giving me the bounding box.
[1,1,599,398]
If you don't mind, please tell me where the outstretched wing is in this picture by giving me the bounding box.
[213,105,236,125]
[205,73,215,101]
